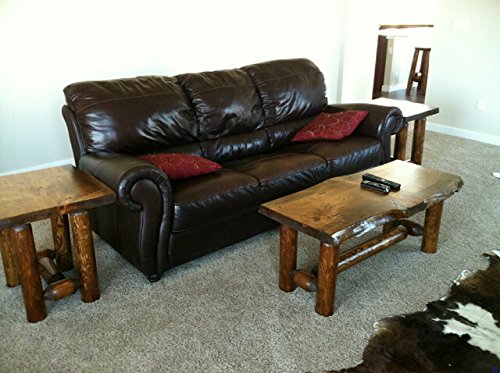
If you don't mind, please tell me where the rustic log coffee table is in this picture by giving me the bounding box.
[259,160,462,317]
[0,165,115,322]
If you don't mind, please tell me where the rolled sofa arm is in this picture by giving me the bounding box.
[326,103,404,162]
[78,152,173,212]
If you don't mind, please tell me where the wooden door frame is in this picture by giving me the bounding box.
[372,24,433,99]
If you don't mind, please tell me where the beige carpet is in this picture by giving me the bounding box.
[1,130,499,372]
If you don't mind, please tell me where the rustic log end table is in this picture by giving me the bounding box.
[259,161,462,317]
[0,165,115,323]
[371,97,439,165]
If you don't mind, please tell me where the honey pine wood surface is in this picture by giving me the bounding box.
[0,165,115,230]
[260,160,463,246]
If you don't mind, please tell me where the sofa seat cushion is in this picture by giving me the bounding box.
[226,153,328,201]
[281,136,383,177]
[171,169,261,232]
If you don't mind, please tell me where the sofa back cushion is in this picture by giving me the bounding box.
[64,76,197,154]
[177,69,264,140]
[201,129,270,163]
[241,58,327,125]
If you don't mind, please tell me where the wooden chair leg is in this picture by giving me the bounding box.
[406,49,419,94]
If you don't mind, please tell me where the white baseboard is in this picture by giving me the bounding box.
[426,122,500,147]
[0,158,75,177]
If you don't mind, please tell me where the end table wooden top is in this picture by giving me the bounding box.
[0,165,115,230]
[259,161,462,246]
[371,97,439,122]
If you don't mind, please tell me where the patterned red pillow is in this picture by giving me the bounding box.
[138,153,222,180]
[291,110,369,142]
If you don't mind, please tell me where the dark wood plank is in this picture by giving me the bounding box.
[259,161,463,246]
[0,165,115,230]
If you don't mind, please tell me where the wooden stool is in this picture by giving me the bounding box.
[406,47,431,96]
[0,166,115,323]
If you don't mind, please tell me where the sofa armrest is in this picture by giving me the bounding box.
[326,103,404,162]
[78,152,173,212]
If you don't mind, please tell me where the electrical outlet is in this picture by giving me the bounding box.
[476,98,487,111]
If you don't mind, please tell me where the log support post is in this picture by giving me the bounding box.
[315,242,340,317]
[11,224,47,323]
[69,210,100,303]
[0,228,20,287]
[279,225,297,292]
[422,201,444,253]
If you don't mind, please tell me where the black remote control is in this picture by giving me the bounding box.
[362,173,401,191]
[360,180,391,194]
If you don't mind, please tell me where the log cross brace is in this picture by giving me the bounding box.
[37,249,81,301]
[290,223,417,293]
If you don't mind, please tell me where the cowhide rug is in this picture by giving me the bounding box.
[323,251,500,373]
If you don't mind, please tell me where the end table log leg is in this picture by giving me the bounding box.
[69,211,100,303]
[11,225,47,323]
[50,214,73,271]
[411,118,426,165]
[279,225,297,292]
[0,228,20,287]
[422,201,444,254]
[316,242,340,317]
[394,125,408,161]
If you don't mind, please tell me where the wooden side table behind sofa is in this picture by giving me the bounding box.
[371,98,439,165]
[0,165,115,322]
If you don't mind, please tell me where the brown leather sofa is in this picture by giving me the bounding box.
[62,58,403,281]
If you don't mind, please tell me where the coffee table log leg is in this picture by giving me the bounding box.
[11,224,47,323]
[394,125,408,161]
[50,214,73,272]
[69,210,100,303]
[422,201,444,254]
[279,225,297,292]
[316,242,340,317]
[412,118,426,165]
[0,228,20,287]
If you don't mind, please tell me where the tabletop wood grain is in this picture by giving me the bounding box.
[0,165,115,229]
[259,160,462,246]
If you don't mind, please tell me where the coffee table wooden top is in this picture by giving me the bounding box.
[0,165,115,229]
[259,160,463,246]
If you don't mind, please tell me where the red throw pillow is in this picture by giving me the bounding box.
[291,110,369,142]
[139,153,222,180]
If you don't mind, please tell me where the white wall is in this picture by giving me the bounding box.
[0,0,343,174]
[425,0,500,144]
[2,0,498,175]
[339,0,500,146]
